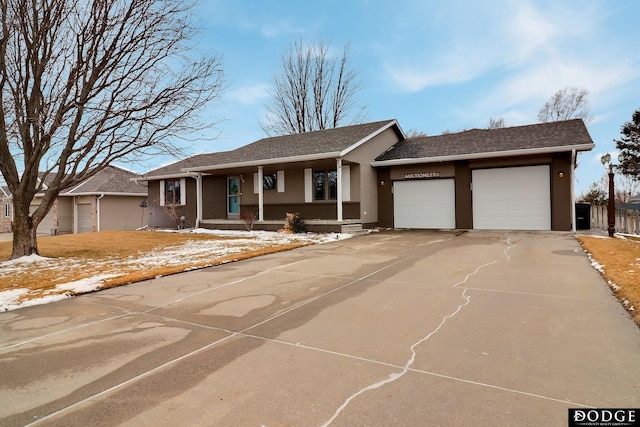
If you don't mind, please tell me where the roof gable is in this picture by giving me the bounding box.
[374,119,594,163]
[143,120,400,177]
[231,119,399,161]
[61,166,147,195]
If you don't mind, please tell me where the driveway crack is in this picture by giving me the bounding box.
[321,233,515,426]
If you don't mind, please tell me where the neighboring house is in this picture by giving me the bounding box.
[1,185,12,233]
[631,194,640,204]
[142,118,595,233]
[28,166,148,234]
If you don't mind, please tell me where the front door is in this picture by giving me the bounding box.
[227,176,240,218]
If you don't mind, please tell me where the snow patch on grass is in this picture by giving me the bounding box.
[0,254,51,266]
[1,229,353,312]
[56,274,117,294]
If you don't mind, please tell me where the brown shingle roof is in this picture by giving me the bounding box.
[144,120,399,177]
[61,166,147,195]
[375,119,594,162]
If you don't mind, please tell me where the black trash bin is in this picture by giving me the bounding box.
[575,203,591,230]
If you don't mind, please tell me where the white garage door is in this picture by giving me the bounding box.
[394,179,456,229]
[77,204,92,233]
[472,165,551,230]
[31,201,55,235]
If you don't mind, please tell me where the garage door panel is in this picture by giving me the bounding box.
[77,204,92,233]
[472,166,550,230]
[31,201,55,235]
[394,179,455,229]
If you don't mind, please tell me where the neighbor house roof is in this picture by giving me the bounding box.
[60,165,147,196]
[143,119,402,178]
[1,185,10,198]
[373,119,594,166]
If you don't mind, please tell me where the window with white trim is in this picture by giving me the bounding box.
[254,170,285,193]
[160,178,186,206]
[313,169,337,200]
[3,203,9,217]
[263,173,277,191]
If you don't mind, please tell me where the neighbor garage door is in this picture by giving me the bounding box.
[77,204,92,233]
[30,201,55,235]
[472,165,550,230]
[394,179,456,229]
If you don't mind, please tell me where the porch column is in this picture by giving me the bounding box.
[258,166,264,221]
[570,149,576,233]
[336,158,343,222]
[195,173,203,228]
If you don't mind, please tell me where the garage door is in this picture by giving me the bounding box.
[77,204,92,233]
[472,165,550,230]
[30,201,55,235]
[394,179,456,229]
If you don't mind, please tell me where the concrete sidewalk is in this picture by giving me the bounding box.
[1,230,639,426]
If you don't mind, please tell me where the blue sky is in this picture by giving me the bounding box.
[153,0,639,195]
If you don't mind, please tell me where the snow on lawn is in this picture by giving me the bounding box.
[0,228,353,312]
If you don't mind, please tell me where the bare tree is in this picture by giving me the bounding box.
[0,0,224,258]
[578,181,607,206]
[261,40,365,136]
[615,173,640,203]
[406,129,428,138]
[487,117,506,129]
[537,87,592,123]
[588,172,640,205]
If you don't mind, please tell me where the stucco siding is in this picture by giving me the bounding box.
[99,196,148,231]
[147,179,196,228]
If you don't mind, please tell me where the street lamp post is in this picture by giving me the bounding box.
[600,152,626,238]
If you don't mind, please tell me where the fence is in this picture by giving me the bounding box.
[590,204,640,235]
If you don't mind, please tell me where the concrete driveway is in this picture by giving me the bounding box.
[1,230,639,426]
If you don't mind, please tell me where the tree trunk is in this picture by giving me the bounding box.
[11,202,39,259]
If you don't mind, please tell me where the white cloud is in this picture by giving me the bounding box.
[228,83,270,105]
[506,1,556,63]
[380,1,613,95]
[258,20,305,38]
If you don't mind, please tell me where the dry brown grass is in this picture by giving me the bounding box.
[0,230,311,302]
[577,235,640,325]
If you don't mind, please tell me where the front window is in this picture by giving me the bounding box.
[263,173,277,191]
[313,169,337,200]
[165,179,181,205]
[3,203,9,217]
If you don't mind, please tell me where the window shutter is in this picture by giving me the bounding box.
[277,170,285,192]
[253,173,259,194]
[304,168,312,202]
[342,165,351,202]
[180,178,186,205]
[159,180,165,206]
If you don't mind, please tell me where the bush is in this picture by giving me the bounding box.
[240,208,258,231]
[284,212,305,233]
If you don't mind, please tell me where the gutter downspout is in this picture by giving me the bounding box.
[196,173,203,228]
[97,193,105,232]
[571,149,576,233]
